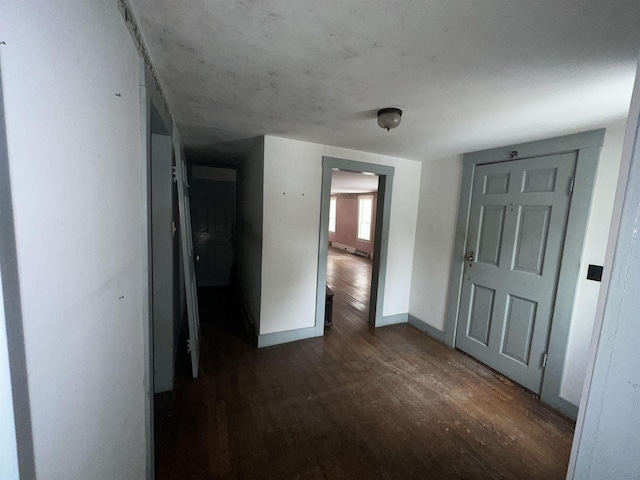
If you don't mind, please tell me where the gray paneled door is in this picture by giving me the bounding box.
[190,178,236,287]
[456,153,576,393]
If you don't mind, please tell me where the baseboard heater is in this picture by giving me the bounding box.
[330,241,371,259]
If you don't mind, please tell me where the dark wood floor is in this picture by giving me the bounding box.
[155,247,574,479]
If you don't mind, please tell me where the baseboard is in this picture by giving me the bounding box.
[543,392,579,421]
[408,314,446,343]
[154,377,173,394]
[258,325,322,348]
[376,313,408,327]
[329,241,356,254]
[329,241,372,259]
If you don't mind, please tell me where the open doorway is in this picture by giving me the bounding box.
[316,156,395,329]
[325,170,379,326]
[142,74,182,477]
[188,165,237,289]
[188,164,239,341]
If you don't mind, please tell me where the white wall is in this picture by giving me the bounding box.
[408,125,627,410]
[2,2,148,479]
[569,59,640,479]
[236,138,265,331]
[261,136,421,335]
[409,156,463,330]
[560,122,626,404]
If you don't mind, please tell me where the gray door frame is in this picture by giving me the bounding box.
[445,130,605,419]
[140,62,174,480]
[151,132,175,394]
[317,157,394,328]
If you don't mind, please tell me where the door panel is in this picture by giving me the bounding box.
[467,284,495,346]
[502,295,537,364]
[456,153,576,393]
[484,172,510,194]
[513,205,551,274]
[523,167,557,193]
[477,205,506,266]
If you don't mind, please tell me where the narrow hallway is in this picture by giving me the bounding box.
[154,250,574,479]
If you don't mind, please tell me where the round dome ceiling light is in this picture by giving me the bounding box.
[377,108,402,131]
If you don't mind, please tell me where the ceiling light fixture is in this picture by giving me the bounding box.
[377,108,402,131]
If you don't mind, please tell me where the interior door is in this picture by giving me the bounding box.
[456,153,575,393]
[173,136,200,378]
[150,133,175,392]
[190,178,236,287]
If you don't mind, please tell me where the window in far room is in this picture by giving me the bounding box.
[357,195,373,241]
[329,196,337,233]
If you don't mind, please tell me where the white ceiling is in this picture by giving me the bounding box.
[131,0,640,162]
[331,170,379,194]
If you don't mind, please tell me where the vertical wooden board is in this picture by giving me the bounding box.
[173,131,200,378]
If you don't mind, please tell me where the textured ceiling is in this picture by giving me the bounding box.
[331,170,379,194]
[131,0,640,162]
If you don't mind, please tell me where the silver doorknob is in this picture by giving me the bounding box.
[464,250,475,262]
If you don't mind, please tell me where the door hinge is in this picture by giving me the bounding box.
[568,177,575,196]
[542,352,548,368]
[172,166,177,182]
[172,221,177,237]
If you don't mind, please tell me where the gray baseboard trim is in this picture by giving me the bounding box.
[377,313,408,327]
[408,314,446,343]
[154,378,174,394]
[258,325,322,348]
[543,393,579,421]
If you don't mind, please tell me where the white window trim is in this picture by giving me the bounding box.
[357,194,374,242]
[329,196,337,233]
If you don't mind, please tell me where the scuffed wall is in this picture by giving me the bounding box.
[2,2,148,478]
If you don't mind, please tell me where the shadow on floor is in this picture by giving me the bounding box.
[154,286,251,470]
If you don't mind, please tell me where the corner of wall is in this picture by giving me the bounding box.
[408,155,463,331]
[235,136,265,336]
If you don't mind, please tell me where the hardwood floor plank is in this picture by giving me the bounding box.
[155,247,574,479]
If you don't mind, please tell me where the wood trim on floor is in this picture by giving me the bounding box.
[408,314,446,343]
[257,326,322,348]
[376,313,408,327]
